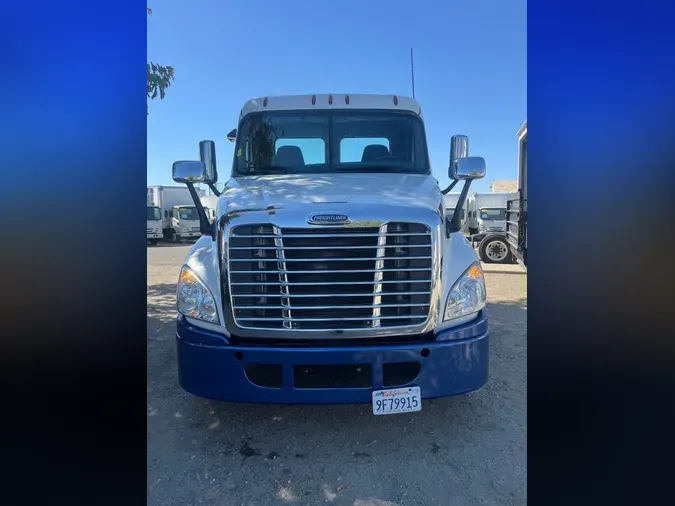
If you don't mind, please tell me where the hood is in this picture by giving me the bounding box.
[218,174,443,215]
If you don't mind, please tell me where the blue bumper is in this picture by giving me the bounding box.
[176,311,489,404]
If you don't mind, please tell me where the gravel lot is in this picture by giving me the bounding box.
[147,242,527,506]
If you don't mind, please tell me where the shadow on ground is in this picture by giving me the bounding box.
[147,295,526,506]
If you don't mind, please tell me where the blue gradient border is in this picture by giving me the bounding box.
[1,1,147,504]
[0,0,674,503]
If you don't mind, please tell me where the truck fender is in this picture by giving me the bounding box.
[182,235,229,335]
[437,231,483,330]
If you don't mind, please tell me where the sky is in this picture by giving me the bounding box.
[147,0,526,193]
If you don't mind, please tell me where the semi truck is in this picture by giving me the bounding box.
[147,185,205,242]
[169,94,489,414]
[443,193,465,229]
[146,189,163,245]
[506,121,527,270]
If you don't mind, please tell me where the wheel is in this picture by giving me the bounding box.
[172,232,182,243]
[478,235,512,264]
[149,239,158,245]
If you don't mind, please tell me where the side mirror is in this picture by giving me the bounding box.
[199,140,218,183]
[172,160,211,183]
[227,129,237,143]
[451,157,486,180]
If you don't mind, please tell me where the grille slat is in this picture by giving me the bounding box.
[228,222,432,331]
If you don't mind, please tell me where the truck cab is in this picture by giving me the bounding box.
[167,205,201,242]
[466,193,509,236]
[170,94,489,413]
[146,205,163,245]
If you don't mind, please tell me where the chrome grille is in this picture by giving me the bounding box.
[228,223,433,331]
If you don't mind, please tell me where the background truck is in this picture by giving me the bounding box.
[146,189,163,245]
[464,192,515,265]
[200,195,218,222]
[465,192,509,235]
[168,93,490,414]
[147,185,205,243]
[506,120,527,270]
[443,193,465,230]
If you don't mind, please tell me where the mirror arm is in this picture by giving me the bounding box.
[207,183,221,197]
[446,178,473,237]
[441,179,458,195]
[185,182,214,237]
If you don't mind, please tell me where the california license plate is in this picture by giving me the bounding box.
[372,386,422,415]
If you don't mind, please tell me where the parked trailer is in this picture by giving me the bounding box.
[148,185,206,242]
[506,121,527,270]
[169,93,490,412]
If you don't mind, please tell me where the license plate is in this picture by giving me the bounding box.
[372,386,421,415]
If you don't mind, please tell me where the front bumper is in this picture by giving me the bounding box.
[147,233,162,239]
[176,310,489,404]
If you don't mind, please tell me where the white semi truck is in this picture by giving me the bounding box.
[169,93,490,413]
[146,189,163,245]
[147,185,205,242]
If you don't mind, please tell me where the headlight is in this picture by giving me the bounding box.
[444,262,486,321]
[177,266,219,323]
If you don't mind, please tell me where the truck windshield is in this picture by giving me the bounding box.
[147,207,161,221]
[480,208,506,220]
[177,207,199,220]
[233,111,429,176]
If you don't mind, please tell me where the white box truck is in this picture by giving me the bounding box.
[443,193,465,230]
[146,189,163,245]
[465,192,515,264]
[465,192,510,235]
[200,195,219,222]
[147,185,205,242]
[167,93,491,411]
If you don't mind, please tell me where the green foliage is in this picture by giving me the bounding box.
[147,8,174,113]
[147,63,175,100]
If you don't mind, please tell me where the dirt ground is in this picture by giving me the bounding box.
[147,242,527,506]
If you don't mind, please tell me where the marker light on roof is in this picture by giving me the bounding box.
[328,94,333,105]
[345,94,350,104]
[263,97,268,107]
[311,95,316,105]
[393,95,399,105]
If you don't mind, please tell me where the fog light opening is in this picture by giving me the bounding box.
[420,348,431,359]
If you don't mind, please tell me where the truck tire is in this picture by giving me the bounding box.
[478,234,513,264]
[172,232,182,244]
[149,239,158,245]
